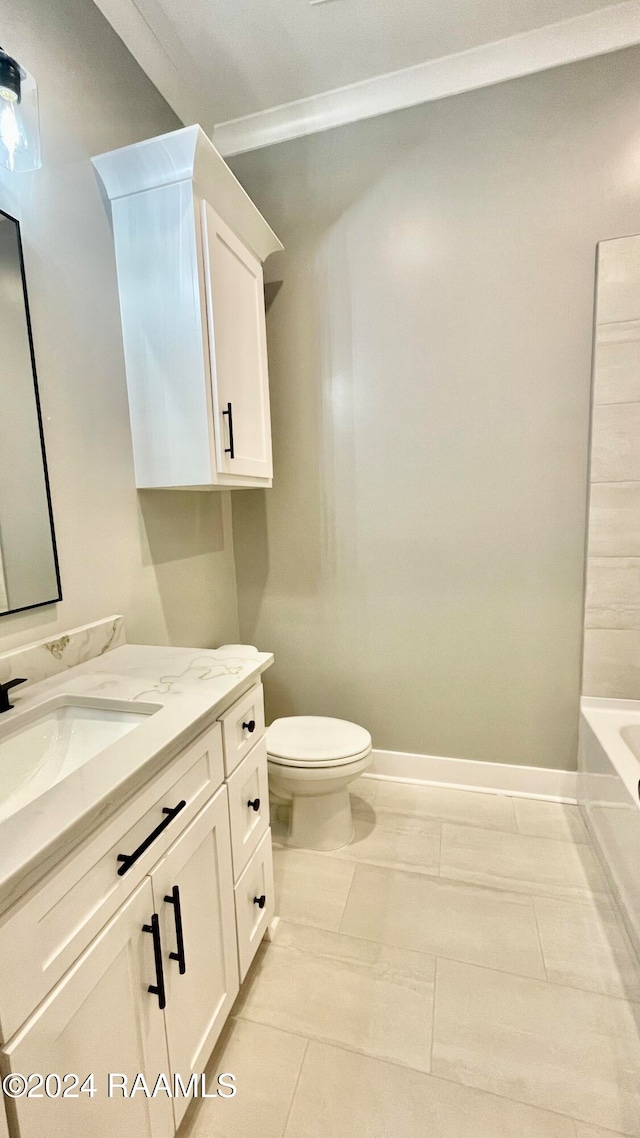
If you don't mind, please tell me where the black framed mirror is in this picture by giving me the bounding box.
[0,208,61,615]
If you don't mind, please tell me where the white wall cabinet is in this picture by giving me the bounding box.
[0,683,274,1138]
[92,126,282,490]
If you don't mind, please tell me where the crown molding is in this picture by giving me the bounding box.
[92,0,206,126]
[213,1,640,155]
[93,0,640,158]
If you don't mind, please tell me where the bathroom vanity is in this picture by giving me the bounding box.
[0,642,274,1137]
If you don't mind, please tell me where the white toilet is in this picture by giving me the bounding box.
[267,716,372,851]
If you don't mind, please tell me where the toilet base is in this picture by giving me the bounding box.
[289,787,354,851]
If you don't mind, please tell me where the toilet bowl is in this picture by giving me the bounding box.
[267,716,372,851]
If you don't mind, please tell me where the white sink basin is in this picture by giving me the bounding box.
[0,695,161,823]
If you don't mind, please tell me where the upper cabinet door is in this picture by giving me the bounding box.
[202,201,273,481]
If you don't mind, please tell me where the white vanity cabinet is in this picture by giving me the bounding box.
[3,878,175,1138]
[92,126,282,491]
[0,682,274,1138]
[149,788,238,1128]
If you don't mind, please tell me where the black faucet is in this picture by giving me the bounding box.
[0,678,27,713]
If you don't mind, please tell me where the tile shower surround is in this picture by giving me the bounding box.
[584,235,640,698]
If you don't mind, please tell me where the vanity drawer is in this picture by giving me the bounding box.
[234,828,274,981]
[219,683,265,776]
[227,737,270,880]
[0,721,223,1042]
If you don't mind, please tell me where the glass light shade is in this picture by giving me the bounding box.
[0,56,40,174]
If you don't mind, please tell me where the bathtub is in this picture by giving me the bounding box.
[579,697,640,953]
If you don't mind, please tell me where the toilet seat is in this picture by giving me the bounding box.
[267,716,372,768]
[268,746,372,769]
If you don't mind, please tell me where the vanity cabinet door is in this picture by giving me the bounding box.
[150,786,239,1128]
[201,200,273,481]
[1,878,173,1138]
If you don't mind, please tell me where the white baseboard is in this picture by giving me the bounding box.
[364,749,577,803]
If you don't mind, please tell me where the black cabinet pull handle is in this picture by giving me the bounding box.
[247,798,261,812]
[116,800,187,876]
[223,401,235,460]
[164,885,186,975]
[242,719,256,733]
[142,913,166,1009]
[253,894,266,909]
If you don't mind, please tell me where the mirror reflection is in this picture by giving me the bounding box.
[0,208,60,615]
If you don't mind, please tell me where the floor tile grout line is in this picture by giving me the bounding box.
[328,847,614,908]
[342,796,591,847]
[335,860,357,934]
[233,1020,619,1135]
[357,803,592,847]
[280,1036,309,1138]
[435,827,442,876]
[278,849,617,919]
[428,956,438,1075]
[265,916,640,1004]
[530,895,549,982]
[439,818,595,848]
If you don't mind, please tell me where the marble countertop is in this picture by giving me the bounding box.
[0,643,273,915]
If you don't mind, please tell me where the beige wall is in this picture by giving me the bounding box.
[0,0,239,652]
[583,234,640,697]
[231,46,640,770]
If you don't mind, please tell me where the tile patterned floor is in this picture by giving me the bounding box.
[181,779,640,1138]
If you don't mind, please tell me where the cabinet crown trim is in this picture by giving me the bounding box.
[92,124,282,263]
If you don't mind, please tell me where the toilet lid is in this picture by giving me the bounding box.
[267,716,372,765]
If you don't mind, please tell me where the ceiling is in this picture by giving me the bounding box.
[93,0,640,151]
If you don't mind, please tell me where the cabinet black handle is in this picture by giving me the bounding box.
[253,894,266,909]
[116,801,187,876]
[164,885,187,975]
[247,798,261,812]
[223,401,235,460]
[142,913,166,1010]
[242,719,256,733]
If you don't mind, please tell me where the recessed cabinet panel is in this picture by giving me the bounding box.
[111,183,214,488]
[150,788,239,1128]
[226,737,270,879]
[219,682,265,776]
[1,878,173,1138]
[202,201,273,481]
[234,829,275,981]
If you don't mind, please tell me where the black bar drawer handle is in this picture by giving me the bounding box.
[164,885,186,975]
[117,800,187,876]
[142,913,166,1010]
[223,402,235,460]
[253,894,266,909]
[242,719,256,733]
[247,798,261,812]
